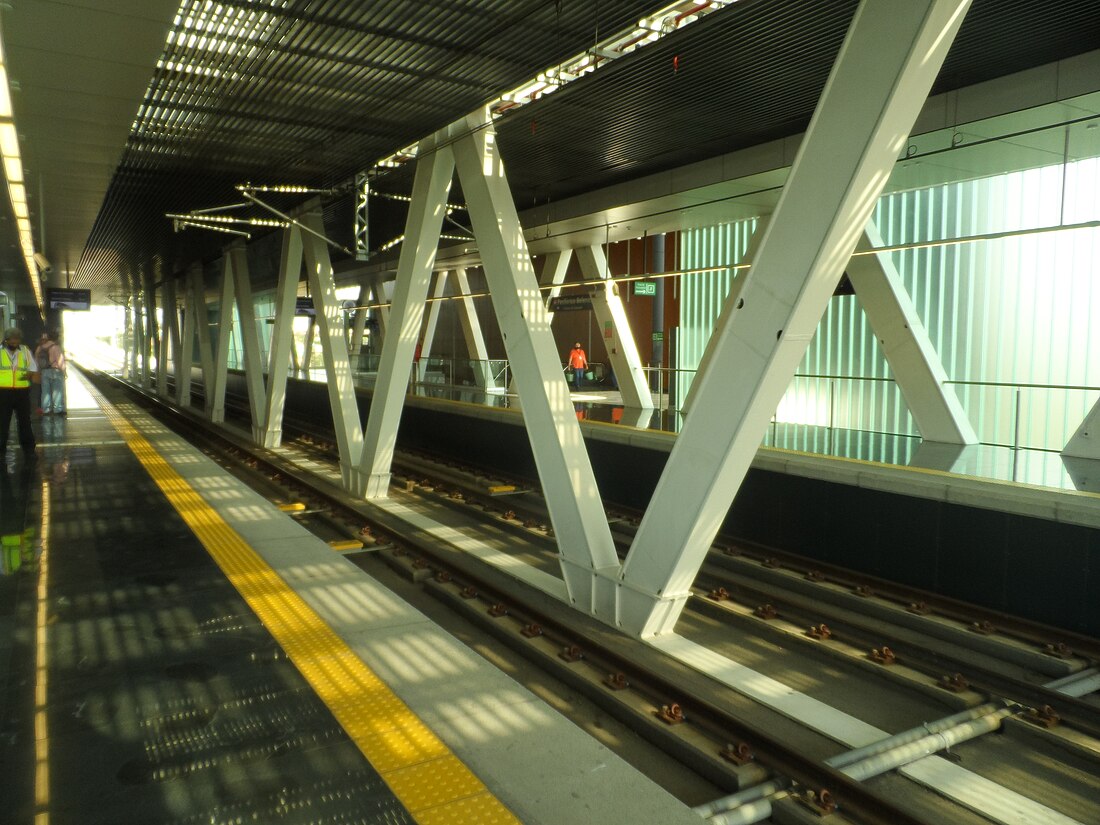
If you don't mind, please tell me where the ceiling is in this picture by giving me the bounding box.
[3,0,1100,305]
[447,0,1100,205]
[1,0,181,304]
[5,0,663,298]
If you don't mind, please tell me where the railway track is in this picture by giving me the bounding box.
[96,371,1100,825]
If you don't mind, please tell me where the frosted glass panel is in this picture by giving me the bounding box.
[679,156,1100,452]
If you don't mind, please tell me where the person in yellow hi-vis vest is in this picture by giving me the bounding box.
[0,327,38,456]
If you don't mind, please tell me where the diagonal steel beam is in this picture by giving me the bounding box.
[259,226,304,448]
[848,223,977,445]
[575,245,654,410]
[452,109,620,616]
[359,133,456,497]
[619,0,973,638]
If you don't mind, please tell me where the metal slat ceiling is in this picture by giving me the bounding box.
[480,0,1100,205]
[70,0,1100,293]
[71,0,662,290]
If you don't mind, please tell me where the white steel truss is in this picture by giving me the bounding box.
[451,109,620,611]
[226,245,267,441]
[349,278,369,356]
[356,112,619,612]
[175,265,198,408]
[143,273,159,391]
[616,0,973,636]
[369,274,390,340]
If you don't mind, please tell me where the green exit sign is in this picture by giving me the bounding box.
[633,281,657,296]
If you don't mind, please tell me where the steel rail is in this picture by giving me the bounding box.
[92,368,941,825]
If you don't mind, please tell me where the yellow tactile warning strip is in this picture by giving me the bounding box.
[100,400,520,825]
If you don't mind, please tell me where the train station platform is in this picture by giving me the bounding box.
[0,372,702,825]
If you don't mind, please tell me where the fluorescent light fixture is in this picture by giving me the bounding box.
[9,180,25,204]
[0,67,11,119]
[4,155,20,182]
[0,121,17,156]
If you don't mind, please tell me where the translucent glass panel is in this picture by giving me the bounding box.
[674,219,757,404]
[679,154,1100,451]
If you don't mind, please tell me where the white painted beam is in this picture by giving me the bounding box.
[849,223,976,444]
[209,254,236,424]
[187,263,217,418]
[259,226,304,448]
[452,110,620,616]
[175,267,197,408]
[1063,398,1100,459]
[143,274,158,391]
[359,135,455,497]
[619,0,973,637]
[453,267,496,389]
[228,246,267,440]
[370,274,390,340]
[302,209,366,492]
[417,270,448,381]
[300,315,317,373]
[510,251,571,392]
[575,245,653,409]
[349,279,369,356]
[156,278,176,399]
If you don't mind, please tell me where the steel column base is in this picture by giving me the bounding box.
[617,586,692,639]
[560,560,620,622]
[365,471,392,499]
[341,464,368,497]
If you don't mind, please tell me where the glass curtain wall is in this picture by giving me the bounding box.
[677,131,1100,455]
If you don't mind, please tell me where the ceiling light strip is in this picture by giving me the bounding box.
[0,23,43,310]
[370,0,739,175]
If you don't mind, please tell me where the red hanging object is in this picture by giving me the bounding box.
[673,55,680,73]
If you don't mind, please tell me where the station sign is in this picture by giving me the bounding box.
[652,331,664,342]
[295,297,317,316]
[633,281,657,296]
[548,294,592,312]
[46,288,91,311]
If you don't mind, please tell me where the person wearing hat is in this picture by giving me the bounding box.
[567,341,588,391]
[0,327,38,456]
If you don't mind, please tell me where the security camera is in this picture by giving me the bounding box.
[33,252,53,274]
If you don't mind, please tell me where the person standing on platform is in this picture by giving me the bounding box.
[33,333,50,415]
[0,327,38,457]
[567,341,588,391]
[35,331,66,416]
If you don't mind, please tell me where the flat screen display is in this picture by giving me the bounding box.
[46,288,91,310]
